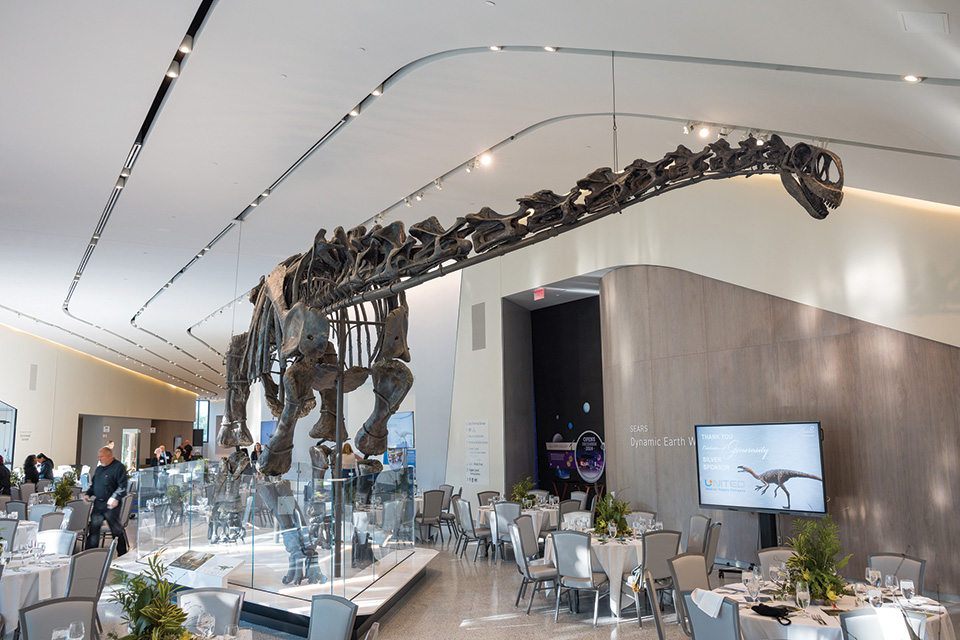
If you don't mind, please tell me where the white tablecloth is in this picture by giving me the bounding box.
[0,555,71,636]
[714,588,955,640]
[476,507,558,537]
[543,534,643,616]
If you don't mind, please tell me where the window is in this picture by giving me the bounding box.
[195,399,210,443]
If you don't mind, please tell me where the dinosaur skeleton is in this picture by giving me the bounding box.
[737,465,824,510]
[213,134,843,563]
[217,133,843,474]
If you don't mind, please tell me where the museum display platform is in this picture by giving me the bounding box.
[118,460,426,637]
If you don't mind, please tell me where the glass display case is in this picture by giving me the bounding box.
[136,458,415,600]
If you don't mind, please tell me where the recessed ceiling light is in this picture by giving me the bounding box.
[371,84,384,96]
[348,105,360,117]
[901,74,924,83]
[479,152,493,166]
[697,125,711,138]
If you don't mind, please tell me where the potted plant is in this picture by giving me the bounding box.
[108,553,190,640]
[52,471,78,508]
[510,477,534,507]
[594,494,632,537]
[779,515,851,602]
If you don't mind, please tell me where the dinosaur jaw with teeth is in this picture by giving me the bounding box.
[779,143,844,220]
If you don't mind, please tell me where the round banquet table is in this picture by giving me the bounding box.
[0,555,72,637]
[543,533,643,616]
[710,586,955,640]
[477,506,559,538]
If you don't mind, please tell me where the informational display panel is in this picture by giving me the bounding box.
[465,419,490,485]
[695,422,826,516]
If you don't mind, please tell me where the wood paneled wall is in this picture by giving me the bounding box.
[601,265,960,595]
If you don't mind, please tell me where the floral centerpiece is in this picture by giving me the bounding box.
[109,553,190,640]
[594,494,632,537]
[778,515,851,602]
[53,470,78,508]
[510,477,535,507]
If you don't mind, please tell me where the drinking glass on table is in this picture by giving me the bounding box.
[51,628,69,640]
[68,621,86,640]
[900,579,916,601]
[223,624,238,640]
[885,574,899,594]
[868,588,883,608]
[607,521,617,537]
[768,566,782,588]
[795,580,810,613]
[198,613,216,639]
[867,567,882,588]
[747,576,762,603]
[853,581,867,606]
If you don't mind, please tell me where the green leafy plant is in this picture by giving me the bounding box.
[53,470,77,508]
[166,485,185,504]
[779,515,851,602]
[109,553,190,640]
[594,493,632,537]
[10,468,23,488]
[510,477,534,505]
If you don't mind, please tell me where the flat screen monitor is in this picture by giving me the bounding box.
[694,421,826,516]
[387,411,414,449]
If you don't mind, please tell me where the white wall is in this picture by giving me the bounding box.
[0,323,196,466]
[444,177,960,497]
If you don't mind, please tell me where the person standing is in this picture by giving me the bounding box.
[36,453,54,480]
[0,456,10,495]
[23,454,39,484]
[83,447,129,556]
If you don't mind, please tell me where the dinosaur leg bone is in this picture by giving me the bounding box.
[354,359,413,457]
[257,360,317,476]
[219,332,254,448]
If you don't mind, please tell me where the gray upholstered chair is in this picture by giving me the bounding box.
[756,545,794,580]
[528,489,549,501]
[64,499,93,550]
[839,607,926,640]
[668,552,711,636]
[19,597,98,640]
[453,498,491,561]
[477,490,499,507]
[492,501,521,563]
[308,594,357,640]
[5,500,27,520]
[35,479,52,493]
[683,514,712,554]
[100,494,133,546]
[558,499,580,524]
[703,522,722,576]
[868,552,926,594]
[0,519,18,549]
[683,592,742,640]
[438,484,457,539]
[551,530,609,626]
[513,513,540,560]
[176,587,244,636]
[39,510,64,531]
[638,529,682,611]
[415,489,444,542]
[36,529,78,556]
[570,490,588,509]
[66,539,116,631]
[645,570,667,640]
[508,522,557,614]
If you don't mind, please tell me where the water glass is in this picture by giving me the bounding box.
[51,628,69,640]
[868,568,882,588]
[884,574,899,594]
[747,577,762,603]
[868,588,883,607]
[795,581,810,612]
[853,581,867,606]
[68,621,86,640]
[607,522,617,537]
[198,613,216,639]
[900,579,915,601]
[223,624,238,640]
[769,566,782,588]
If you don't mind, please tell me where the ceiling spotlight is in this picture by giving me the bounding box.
[465,164,472,173]
[543,46,558,52]
[261,189,271,198]
[120,167,131,178]
[371,84,384,97]
[404,197,412,207]
[115,177,126,190]
[479,152,493,166]
[348,105,360,117]
[756,133,767,146]
[179,35,193,54]
[249,199,258,207]
[489,46,503,51]
[415,192,423,201]
[718,127,733,138]
[166,60,180,78]
[901,74,924,83]
[697,125,711,138]
[434,179,442,190]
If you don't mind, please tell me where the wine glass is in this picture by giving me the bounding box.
[768,566,782,589]
[868,588,883,608]
[223,625,238,640]
[68,621,85,640]
[868,568,882,588]
[31,541,44,564]
[900,579,916,602]
[198,613,216,639]
[51,628,69,640]
[607,521,617,538]
[795,580,811,613]
[853,581,867,606]
[885,574,899,594]
[747,576,762,603]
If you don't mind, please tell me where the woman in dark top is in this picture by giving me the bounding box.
[23,454,39,483]
[250,442,262,464]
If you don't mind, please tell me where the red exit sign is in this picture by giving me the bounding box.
[533,288,545,301]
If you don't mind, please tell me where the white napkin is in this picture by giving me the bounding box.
[692,587,724,618]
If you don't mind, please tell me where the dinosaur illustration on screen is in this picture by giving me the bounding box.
[737,466,823,510]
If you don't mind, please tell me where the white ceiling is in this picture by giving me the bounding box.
[1,1,958,397]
